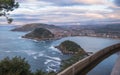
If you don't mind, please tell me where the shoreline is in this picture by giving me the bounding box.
[21,35,120,42]
[70,35,120,40]
[21,36,62,41]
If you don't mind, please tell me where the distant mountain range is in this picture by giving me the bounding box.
[11,23,64,32]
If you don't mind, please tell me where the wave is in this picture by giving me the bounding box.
[1,50,21,53]
[4,50,11,53]
[49,45,61,53]
[18,36,22,39]
[45,55,61,61]
[45,59,61,72]
[44,59,53,65]
[22,50,38,56]
[33,56,37,59]
[38,53,44,57]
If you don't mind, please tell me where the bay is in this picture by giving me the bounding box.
[0,26,120,74]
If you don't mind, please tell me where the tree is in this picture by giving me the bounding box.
[0,56,32,75]
[0,56,57,75]
[0,0,19,23]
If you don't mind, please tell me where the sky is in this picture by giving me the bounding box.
[0,0,120,25]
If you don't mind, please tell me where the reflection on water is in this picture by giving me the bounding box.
[0,26,120,74]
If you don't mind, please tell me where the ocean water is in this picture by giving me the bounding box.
[0,26,120,74]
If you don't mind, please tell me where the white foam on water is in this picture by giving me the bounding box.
[18,36,22,39]
[33,39,38,42]
[46,66,57,72]
[2,50,21,53]
[18,36,26,40]
[52,61,61,66]
[38,53,44,57]
[33,56,37,59]
[23,50,38,56]
[44,59,53,65]
[49,46,61,53]
[44,57,61,72]
[50,63,56,67]
[45,55,61,61]
[45,60,60,72]
[4,50,11,53]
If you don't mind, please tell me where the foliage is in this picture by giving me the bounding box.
[58,40,88,71]
[34,70,56,75]
[60,53,87,71]
[34,70,46,75]
[32,28,54,38]
[0,56,57,75]
[0,0,19,23]
[24,28,54,39]
[60,40,82,52]
[0,56,31,75]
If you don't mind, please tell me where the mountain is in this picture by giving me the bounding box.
[22,28,54,40]
[56,40,87,55]
[11,23,64,32]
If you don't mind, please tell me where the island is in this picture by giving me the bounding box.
[55,40,88,55]
[22,28,55,40]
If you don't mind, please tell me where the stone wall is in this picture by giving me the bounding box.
[57,43,120,75]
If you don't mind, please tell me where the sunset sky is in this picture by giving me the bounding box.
[0,0,120,25]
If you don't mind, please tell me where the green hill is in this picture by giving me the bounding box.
[22,28,54,40]
[56,40,87,55]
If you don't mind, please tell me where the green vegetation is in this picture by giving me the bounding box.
[60,53,87,71]
[59,40,82,52]
[0,0,19,23]
[0,56,31,75]
[0,44,87,75]
[32,28,54,38]
[0,56,56,75]
[23,28,54,40]
[56,40,88,71]
[0,42,87,75]
[56,40,87,55]
[34,70,56,75]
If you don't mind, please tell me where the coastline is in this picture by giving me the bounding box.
[21,36,62,41]
[70,35,120,40]
[21,34,120,42]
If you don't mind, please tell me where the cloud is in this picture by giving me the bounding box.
[1,0,120,25]
[114,0,120,6]
[39,0,84,6]
[40,0,111,6]
[74,0,106,4]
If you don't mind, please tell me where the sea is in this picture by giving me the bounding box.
[0,25,120,75]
